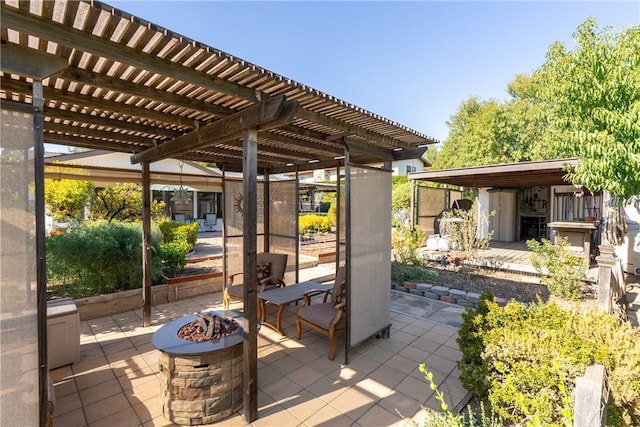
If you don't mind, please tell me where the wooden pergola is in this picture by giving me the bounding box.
[1,1,438,424]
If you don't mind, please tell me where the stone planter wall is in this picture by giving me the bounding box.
[75,271,224,321]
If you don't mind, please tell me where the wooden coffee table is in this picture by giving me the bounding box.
[257,280,331,335]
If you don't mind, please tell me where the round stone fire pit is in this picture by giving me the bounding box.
[152,310,244,425]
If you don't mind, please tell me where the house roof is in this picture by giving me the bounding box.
[1,1,438,173]
[409,158,580,188]
[45,150,223,191]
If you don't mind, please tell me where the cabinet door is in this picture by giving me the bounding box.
[489,192,515,242]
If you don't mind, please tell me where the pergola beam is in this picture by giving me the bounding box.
[55,67,235,118]
[2,78,198,129]
[0,3,261,103]
[131,96,299,164]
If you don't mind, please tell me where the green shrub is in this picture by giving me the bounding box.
[299,214,331,234]
[457,299,640,426]
[158,220,198,251]
[391,262,438,283]
[392,225,425,265]
[46,221,163,298]
[159,241,189,277]
[526,237,585,300]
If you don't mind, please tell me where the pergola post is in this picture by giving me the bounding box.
[242,127,258,423]
[141,161,152,327]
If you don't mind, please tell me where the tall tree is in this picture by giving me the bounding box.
[90,183,165,223]
[432,95,545,170]
[535,19,640,202]
[44,179,94,222]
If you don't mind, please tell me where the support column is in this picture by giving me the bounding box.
[141,162,152,326]
[242,128,258,423]
[597,244,616,313]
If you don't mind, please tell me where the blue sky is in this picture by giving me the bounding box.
[108,1,639,144]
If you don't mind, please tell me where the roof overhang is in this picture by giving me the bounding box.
[45,150,223,192]
[409,158,579,188]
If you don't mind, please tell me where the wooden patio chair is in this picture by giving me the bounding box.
[295,266,347,360]
[223,253,288,309]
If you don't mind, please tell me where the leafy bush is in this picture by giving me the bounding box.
[156,220,198,276]
[391,261,438,283]
[457,298,640,426]
[526,236,585,300]
[392,225,425,265]
[159,241,190,277]
[157,220,198,251]
[299,214,331,234]
[46,221,163,298]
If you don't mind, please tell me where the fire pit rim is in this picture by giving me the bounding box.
[152,309,244,355]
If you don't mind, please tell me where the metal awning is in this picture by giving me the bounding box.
[409,158,579,188]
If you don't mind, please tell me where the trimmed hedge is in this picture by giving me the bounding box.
[457,294,640,426]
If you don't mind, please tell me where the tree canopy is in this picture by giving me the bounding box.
[431,18,640,201]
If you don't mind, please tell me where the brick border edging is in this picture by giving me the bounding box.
[392,281,509,308]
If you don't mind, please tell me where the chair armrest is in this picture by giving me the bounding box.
[258,276,286,292]
[330,301,346,326]
[226,272,243,288]
[301,288,331,305]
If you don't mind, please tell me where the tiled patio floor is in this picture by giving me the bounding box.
[49,291,470,426]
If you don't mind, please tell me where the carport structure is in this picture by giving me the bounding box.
[0,1,438,424]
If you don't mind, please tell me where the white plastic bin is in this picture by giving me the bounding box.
[47,298,80,369]
[615,205,640,276]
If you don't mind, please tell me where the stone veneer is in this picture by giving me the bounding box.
[158,343,243,425]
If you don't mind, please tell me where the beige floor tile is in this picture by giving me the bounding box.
[382,357,419,378]
[51,376,77,398]
[424,353,458,376]
[72,352,109,373]
[134,395,162,424]
[252,404,302,427]
[105,346,140,365]
[286,364,325,389]
[278,388,327,423]
[378,390,424,421]
[52,408,86,427]
[343,353,380,376]
[305,375,349,403]
[302,402,354,426]
[400,323,433,337]
[84,393,132,424]
[127,377,162,405]
[327,386,375,421]
[410,336,444,354]
[79,377,122,406]
[90,406,140,427]
[51,391,82,416]
[267,354,305,376]
[356,402,406,426]
[394,375,433,403]
[74,366,117,390]
[389,330,420,345]
[49,365,73,381]
[372,337,409,353]
[260,376,303,404]
[101,337,136,356]
[355,376,395,400]
[119,370,158,392]
[358,344,396,364]
[367,364,407,391]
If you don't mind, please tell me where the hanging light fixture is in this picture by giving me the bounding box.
[171,161,192,204]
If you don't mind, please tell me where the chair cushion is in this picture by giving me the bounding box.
[298,303,346,330]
